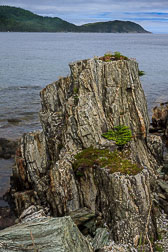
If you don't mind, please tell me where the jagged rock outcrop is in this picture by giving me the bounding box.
[0,216,93,252]
[10,57,163,246]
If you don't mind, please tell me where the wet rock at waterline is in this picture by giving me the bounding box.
[0,207,16,230]
[150,102,168,140]
[152,103,168,130]
[7,118,22,125]
[0,138,18,159]
[9,57,164,246]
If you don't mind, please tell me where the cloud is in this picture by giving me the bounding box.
[0,0,168,32]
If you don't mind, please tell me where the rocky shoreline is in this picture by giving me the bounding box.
[0,138,18,229]
[0,56,168,251]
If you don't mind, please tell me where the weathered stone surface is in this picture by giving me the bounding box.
[156,179,168,214]
[11,131,50,215]
[18,205,47,223]
[155,212,168,251]
[9,57,163,245]
[157,180,168,194]
[76,168,156,244]
[40,59,150,154]
[0,216,93,252]
[92,228,110,250]
[68,207,95,226]
[97,243,137,252]
[146,134,163,164]
[152,103,168,130]
[151,103,168,145]
[68,207,100,235]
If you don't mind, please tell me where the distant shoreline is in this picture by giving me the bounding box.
[0,31,152,33]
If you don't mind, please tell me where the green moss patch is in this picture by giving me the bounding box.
[99,51,128,62]
[73,147,142,176]
[102,125,132,146]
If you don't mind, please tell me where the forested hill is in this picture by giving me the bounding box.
[0,6,150,33]
[0,6,77,32]
[80,20,149,33]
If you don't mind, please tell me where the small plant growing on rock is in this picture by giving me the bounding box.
[114,51,122,59]
[99,51,128,62]
[138,70,145,76]
[102,125,132,146]
[154,244,164,252]
[73,95,79,105]
[73,87,78,94]
[73,86,79,105]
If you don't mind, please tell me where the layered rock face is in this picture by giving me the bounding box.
[10,57,163,246]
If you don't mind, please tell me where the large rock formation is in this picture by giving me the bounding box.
[9,57,163,247]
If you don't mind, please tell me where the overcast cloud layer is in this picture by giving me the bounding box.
[0,0,168,33]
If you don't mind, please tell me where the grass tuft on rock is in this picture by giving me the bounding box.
[99,51,128,62]
[73,147,142,176]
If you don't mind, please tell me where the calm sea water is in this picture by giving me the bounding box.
[0,32,168,139]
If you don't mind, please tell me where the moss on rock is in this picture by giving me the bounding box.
[73,147,143,176]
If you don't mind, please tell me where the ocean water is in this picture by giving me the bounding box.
[0,32,168,139]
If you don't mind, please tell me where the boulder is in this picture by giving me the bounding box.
[0,216,93,252]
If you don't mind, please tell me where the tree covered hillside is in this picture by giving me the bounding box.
[0,6,77,32]
[80,20,149,33]
[0,6,150,33]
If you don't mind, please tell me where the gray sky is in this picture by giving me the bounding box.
[0,0,168,33]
